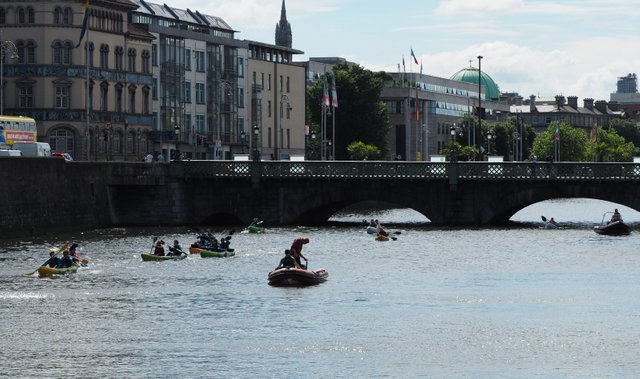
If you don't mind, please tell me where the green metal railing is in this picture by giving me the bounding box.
[161,161,640,181]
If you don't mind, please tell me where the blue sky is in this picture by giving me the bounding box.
[179,0,640,101]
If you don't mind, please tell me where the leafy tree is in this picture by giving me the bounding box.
[347,141,381,160]
[307,63,391,160]
[609,118,640,148]
[586,127,638,162]
[532,121,589,161]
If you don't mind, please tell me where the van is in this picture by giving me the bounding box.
[12,142,52,157]
[0,149,22,157]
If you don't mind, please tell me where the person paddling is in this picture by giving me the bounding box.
[42,249,61,268]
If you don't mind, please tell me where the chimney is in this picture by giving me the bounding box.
[529,95,537,112]
[594,100,608,114]
[608,101,620,112]
[567,96,578,109]
[583,98,594,110]
[555,95,565,109]
[515,96,523,106]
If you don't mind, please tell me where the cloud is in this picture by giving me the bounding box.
[435,0,524,15]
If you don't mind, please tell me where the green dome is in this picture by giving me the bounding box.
[450,67,501,100]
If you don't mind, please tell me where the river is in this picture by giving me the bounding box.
[2,199,640,378]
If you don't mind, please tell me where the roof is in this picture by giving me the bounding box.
[132,0,235,32]
[449,67,501,101]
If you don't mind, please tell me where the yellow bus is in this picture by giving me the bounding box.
[0,115,37,146]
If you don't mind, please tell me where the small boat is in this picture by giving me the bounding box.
[189,246,204,254]
[200,249,235,258]
[141,253,187,261]
[543,221,559,229]
[268,267,328,286]
[594,220,630,236]
[375,234,389,241]
[366,226,377,234]
[37,265,79,277]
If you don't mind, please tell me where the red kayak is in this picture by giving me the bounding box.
[267,267,328,286]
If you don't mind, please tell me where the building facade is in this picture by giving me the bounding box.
[1,0,306,161]
[1,0,154,161]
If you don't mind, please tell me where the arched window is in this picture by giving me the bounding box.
[114,46,124,70]
[113,130,122,154]
[128,48,136,72]
[17,7,25,24]
[48,128,76,157]
[52,41,63,64]
[0,8,5,24]
[100,43,109,69]
[26,40,36,64]
[127,130,135,154]
[63,41,73,65]
[64,7,73,25]
[26,7,34,24]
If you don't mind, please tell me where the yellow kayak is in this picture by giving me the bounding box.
[37,265,79,277]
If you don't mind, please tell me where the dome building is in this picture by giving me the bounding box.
[450,66,501,101]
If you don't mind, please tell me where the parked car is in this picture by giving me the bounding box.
[52,152,73,161]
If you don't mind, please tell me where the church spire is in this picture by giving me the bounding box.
[275,0,292,48]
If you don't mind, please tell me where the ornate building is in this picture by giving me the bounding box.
[275,0,292,49]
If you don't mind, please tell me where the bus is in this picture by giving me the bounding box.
[0,115,37,147]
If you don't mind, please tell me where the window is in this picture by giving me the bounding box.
[195,51,205,72]
[55,86,70,109]
[279,75,283,92]
[184,81,191,103]
[152,44,157,66]
[237,57,244,77]
[129,86,136,113]
[49,129,75,155]
[184,114,191,134]
[268,100,271,118]
[196,114,205,132]
[100,44,109,69]
[63,7,73,25]
[18,86,33,108]
[53,7,62,24]
[17,7,25,24]
[237,88,244,108]
[268,74,271,90]
[16,40,36,64]
[115,85,123,112]
[128,48,136,72]
[195,83,205,104]
[114,46,124,70]
[141,50,150,74]
[286,76,290,93]
[27,7,34,23]
[142,87,150,114]
[100,82,108,111]
[184,49,191,70]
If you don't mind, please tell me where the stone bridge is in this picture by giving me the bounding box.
[107,160,640,226]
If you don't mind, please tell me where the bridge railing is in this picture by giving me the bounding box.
[164,160,640,181]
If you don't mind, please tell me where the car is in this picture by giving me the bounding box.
[52,152,73,161]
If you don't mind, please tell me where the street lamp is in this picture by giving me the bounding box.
[252,124,260,161]
[240,130,246,153]
[278,93,291,160]
[477,55,483,148]
[486,130,495,156]
[0,38,18,115]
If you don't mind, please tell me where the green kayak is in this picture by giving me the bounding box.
[141,253,187,261]
[200,249,235,258]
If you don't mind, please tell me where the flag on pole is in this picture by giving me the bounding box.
[331,74,338,108]
[75,0,90,48]
[410,47,419,65]
[420,60,423,76]
[402,56,405,72]
[322,75,330,107]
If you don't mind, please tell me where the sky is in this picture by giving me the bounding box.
[177,0,640,102]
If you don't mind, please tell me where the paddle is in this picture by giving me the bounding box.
[541,215,547,222]
[149,237,158,254]
[27,242,69,276]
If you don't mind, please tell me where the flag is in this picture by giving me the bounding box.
[322,75,330,107]
[331,74,338,108]
[75,0,90,48]
[402,56,405,72]
[410,48,419,65]
[554,124,560,141]
[420,60,423,76]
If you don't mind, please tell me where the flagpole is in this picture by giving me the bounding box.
[85,17,90,161]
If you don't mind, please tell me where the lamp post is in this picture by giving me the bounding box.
[0,38,18,115]
[174,124,181,160]
[252,124,260,162]
[477,55,483,150]
[486,130,494,156]
[240,130,247,154]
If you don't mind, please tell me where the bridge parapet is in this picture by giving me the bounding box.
[162,161,640,182]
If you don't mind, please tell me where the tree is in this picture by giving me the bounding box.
[587,127,638,162]
[306,63,391,160]
[609,118,640,148]
[532,121,589,161]
[346,141,381,160]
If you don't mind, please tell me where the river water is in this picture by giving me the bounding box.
[2,199,640,378]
